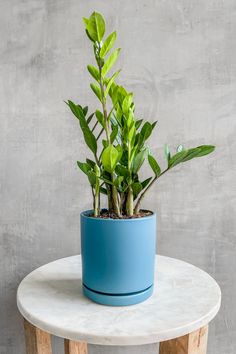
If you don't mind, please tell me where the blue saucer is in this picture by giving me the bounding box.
[83,284,154,306]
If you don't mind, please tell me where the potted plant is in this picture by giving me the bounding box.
[66,12,215,306]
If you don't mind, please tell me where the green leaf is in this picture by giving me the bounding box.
[84,12,105,42]
[164,144,171,162]
[85,29,95,42]
[105,70,121,97]
[95,110,105,128]
[83,17,89,27]
[102,48,121,77]
[87,113,94,124]
[168,150,189,168]
[152,121,157,128]
[122,93,133,114]
[87,171,96,187]
[182,145,215,162]
[141,177,152,189]
[110,125,119,143]
[127,122,136,142]
[132,182,143,198]
[77,161,91,175]
[86,159,96,169]
[82,126,97,154]
[87,65,100,81]
[90,83,102,101]
[83,106,88,116]
[114,176,124,188]
[102,139,109,148]
[67,100,97,154]
[193,145,215,157]
[148,155,161,176]
[99,175,114,186]
[101,145,121,173]
[135,119,143,130]
[100,31,117,58]
[67,100,84,121]
[132,149,147,174]
[100,187,108,195]
[115,164,129,178]
[141,122,152,139]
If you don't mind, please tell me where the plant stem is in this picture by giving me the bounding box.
[125,140,134,216]
[97,50,120,216]
[126,186,133,216]
[94,178,100,217]
[134,168,169,214]
[111,174,121,216]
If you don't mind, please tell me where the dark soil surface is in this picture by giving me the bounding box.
[89,210,153,219]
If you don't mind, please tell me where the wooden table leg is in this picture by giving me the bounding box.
[24,319,52,354]
[159,326,208,354]
[64,339,88,354]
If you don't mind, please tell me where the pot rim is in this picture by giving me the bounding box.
[81,209,156,221]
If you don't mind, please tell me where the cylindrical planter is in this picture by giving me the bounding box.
[81,210,156,306]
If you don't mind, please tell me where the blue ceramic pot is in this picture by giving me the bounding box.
[81,210,156,306]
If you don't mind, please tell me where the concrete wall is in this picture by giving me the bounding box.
[0,0,235,353]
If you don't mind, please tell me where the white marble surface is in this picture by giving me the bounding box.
[17,255,221,346]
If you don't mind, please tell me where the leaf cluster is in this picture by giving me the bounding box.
[66,12,215,217]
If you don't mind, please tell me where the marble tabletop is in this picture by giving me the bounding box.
[17,255,221,346]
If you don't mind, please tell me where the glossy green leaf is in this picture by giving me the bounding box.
[127,122,136,142]
[148,155,161,176]
[100,31,117,58]
[110,125,118,143]
[82,127,97,154]
[114,176,124,188]
[86,113,94,124]
[138,122,153,147]
[83,12,105,42]
[101,145,121,173]
[115,164,129,178]
[132,182,143,197]
[87,65,100,81]
[182,145,215,162]
[122,93,133,114]
[83,106,88,116]
[86,158,96,169]
[77,161,91,175]
[105,70,121,97]
[193,145,215,157]
[95,110,105,128]
[132,149,147,174]
[67,100,84,121]
[141,177,152,189]
[152,121,158,129]
[168,150,189,168]
[102,48,121,77]
[90,83,102,101]
[135,119,143,130]
[67,101,97,154]
[87,171,96,187]
[100,187,108,195]
[102,139,109,148]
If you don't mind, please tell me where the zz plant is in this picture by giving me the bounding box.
[66,12,215,218]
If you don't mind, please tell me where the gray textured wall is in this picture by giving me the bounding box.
[0,0,235,353]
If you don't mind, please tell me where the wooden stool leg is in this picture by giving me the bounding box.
[64,339,88,354]
[24,319,52,354]
[159,326,208,354]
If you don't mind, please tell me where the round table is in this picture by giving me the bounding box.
[17,255,221,354]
